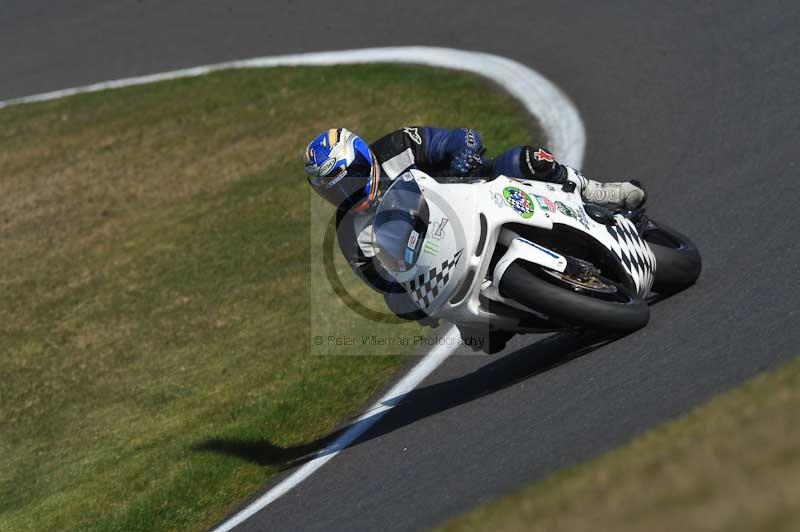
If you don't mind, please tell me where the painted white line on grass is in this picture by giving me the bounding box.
[1,46,586,530]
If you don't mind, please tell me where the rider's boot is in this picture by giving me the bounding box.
[581,179,647,210]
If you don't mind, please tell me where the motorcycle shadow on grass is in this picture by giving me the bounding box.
[193,327,624,470]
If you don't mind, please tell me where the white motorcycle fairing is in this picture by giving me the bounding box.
[371,168,656,333]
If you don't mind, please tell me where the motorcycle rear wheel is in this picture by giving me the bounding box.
[498,262,650,333]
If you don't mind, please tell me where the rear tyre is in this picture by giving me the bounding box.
[498,262,650,333]
[641,221,702,294]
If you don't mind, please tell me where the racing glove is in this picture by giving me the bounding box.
[582,179,647,210]
[450,147,486,176]
[447,128,485,176]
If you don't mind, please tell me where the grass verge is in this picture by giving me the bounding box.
[0,64,538,531]
[437,357,800,532]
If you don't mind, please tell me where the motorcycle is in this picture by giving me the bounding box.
[371,168,701,352]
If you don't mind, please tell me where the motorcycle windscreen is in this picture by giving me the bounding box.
[372,176,430,273]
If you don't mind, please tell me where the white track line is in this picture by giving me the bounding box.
[0,46,585,167]
[0,46,586,530]
[213,327,461,532]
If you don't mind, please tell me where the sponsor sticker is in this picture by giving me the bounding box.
[318,157,337,176]
[324,169,347,188]
[503,186,535,219]
[423,240,439,256]
[403,249,414,268]
[575,206,592,230]
[430,218,449,240]
[407,230,420,250]
[555,201,577,219]
[490,191,506,208]
[534,194,556,212]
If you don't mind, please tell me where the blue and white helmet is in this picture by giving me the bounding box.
[304,128,380,211]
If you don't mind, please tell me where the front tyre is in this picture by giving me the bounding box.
[498,262,650,333]
[641,220,702,294]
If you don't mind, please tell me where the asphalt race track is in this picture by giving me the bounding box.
[3,1,799,531]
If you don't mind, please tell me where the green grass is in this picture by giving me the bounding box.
[0,65,538,531]
[437,357,800,532]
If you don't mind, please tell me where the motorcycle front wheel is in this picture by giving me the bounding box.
[641,220,702,294]
[498,262,650,333]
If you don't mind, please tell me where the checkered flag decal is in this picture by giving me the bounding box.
[405,250,464,308]
[506,190,529,213]
[606,217,657,296]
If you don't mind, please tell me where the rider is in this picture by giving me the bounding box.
[304,126,646,320]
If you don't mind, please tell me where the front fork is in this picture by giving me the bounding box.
[491,228,567,289]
